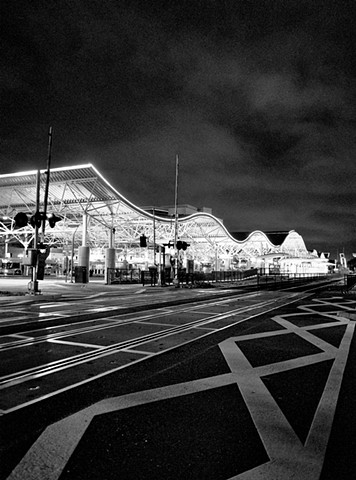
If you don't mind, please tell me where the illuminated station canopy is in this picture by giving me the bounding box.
[0,164,317,268]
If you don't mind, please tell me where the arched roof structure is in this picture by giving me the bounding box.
[0,164,309,265]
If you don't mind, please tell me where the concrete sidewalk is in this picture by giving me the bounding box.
[0,276,158,297]
[0,275,247,299]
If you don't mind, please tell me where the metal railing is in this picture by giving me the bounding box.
[107,268,258,286]
[257,271,329,289]
[107,267,330,287]
[107,269,141,285]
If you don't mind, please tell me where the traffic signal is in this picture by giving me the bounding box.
[177,241,189,251]
[140,234,147,247]
[47,213,62,228]
[14,212,29,228]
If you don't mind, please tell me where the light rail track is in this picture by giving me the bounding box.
[0,278,340,413]
[0,289,319,414]
[0,292,272,384]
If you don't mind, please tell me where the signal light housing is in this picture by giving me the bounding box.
[47,213,62,228]
[139,235,147,247]
[177,241,189,251]
[30,211,44,228]
[14,212,29,228]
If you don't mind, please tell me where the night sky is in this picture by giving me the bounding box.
[2,0,356,257]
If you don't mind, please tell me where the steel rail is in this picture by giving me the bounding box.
[0,291,263,350]
[0,292,304,389]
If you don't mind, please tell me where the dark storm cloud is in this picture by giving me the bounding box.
[1,0,356,256]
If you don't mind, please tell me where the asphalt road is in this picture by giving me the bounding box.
[1,277,355,479]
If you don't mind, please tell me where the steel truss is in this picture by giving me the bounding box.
[0,164,309,266]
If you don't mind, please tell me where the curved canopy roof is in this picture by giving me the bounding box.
[230,231,290,246]
[0,164,308,261]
